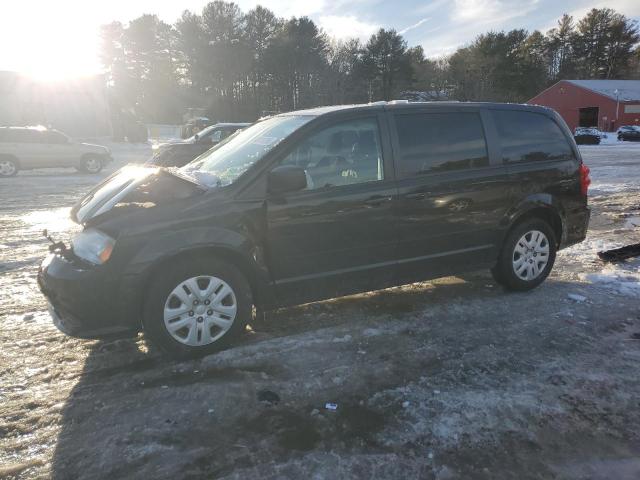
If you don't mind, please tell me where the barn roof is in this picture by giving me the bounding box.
[566,80,640,102]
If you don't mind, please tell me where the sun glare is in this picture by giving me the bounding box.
[1,3,102,82]
[18,32,101,82]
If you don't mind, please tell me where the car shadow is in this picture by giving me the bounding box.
[50,272,590,479]
[247,270,503,339]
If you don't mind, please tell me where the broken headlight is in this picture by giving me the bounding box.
[71,229,115,265]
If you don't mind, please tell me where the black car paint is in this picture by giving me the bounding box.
[574,133,600,145]
[38,102,590,338]
[149,125,248,168]
[617,128,640,142]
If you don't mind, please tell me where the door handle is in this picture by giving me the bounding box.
[364,195,393,206]
[404,192,426,200]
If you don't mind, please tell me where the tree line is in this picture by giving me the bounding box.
[100,3,640,124]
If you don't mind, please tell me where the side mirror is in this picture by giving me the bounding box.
[268,165,307,194]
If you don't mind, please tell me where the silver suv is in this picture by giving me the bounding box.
[0,126,112,177]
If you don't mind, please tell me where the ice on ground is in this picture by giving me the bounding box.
[20,208,75,233]
[567,293,587,302]
[623,217,640,229]
[580,262,640,297]
[559,236,620,264]
[562,237,640,298]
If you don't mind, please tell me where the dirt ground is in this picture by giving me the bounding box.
[1,142,639,479]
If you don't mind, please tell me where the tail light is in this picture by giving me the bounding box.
[579,164,591,196]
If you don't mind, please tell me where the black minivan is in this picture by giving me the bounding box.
[38,102,590,357]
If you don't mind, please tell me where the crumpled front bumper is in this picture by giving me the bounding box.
[37,253,137,339]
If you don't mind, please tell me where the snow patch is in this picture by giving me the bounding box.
[567,293,587,303]
[623,217,640,229]
[581,263,640,297]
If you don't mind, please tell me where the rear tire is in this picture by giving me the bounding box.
[0,156,19,177]
[493,219,557,292]
[142,257,252,358]
[79,155,103,174]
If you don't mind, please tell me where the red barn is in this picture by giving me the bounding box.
[528,80,640,132]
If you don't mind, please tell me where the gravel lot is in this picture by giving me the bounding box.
[1,142,639,479]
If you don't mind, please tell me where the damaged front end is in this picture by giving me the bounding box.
[70,165,205,225]
[38,165,208,339]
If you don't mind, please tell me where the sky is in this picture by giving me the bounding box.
[0,0,638,81]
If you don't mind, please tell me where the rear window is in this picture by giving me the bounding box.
[492,110,575,164]
[393,112,489,177]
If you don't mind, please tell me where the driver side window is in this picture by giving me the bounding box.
[279,117,384,190]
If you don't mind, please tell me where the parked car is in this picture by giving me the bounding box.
[180,117,213,139]
[573,127,601,145]
[38,102,590,358]
[0,126,112,177]
[148,123,250,168]
[617,125,640,141]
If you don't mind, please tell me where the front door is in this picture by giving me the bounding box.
[265,114,399,305]
[389,108,511,283]
[40,131,77,167]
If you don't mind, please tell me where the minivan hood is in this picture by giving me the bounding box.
[70,166,203,224]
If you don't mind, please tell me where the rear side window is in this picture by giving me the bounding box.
[393,112,489,177]
[492,110,575,163]
[0,129,40,143]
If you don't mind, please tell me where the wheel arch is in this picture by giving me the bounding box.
[0,152,20,160]
[147,245,267,297]
[503,195,564,247]
[122,241,273,331]
[80,152,105,162]
[0,153,20,166]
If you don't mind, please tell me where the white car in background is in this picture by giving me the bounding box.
[0,126,112,177]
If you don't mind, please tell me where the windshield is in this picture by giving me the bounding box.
[186,125,216,143]
[181,115,312,187]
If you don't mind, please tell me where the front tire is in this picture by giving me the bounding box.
[79,155,103,174]
[493,219,557,292]
[143,257,252,358]
[0,156,19,177]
